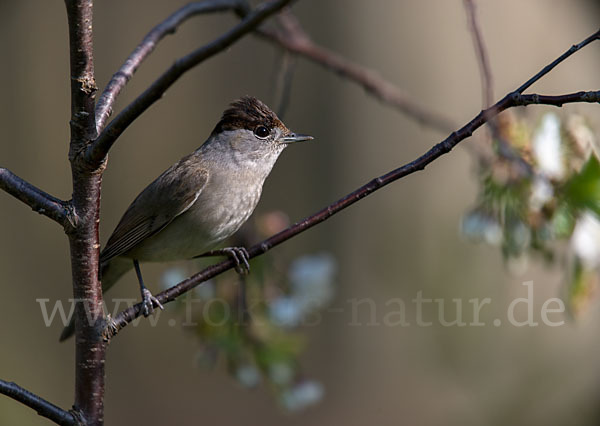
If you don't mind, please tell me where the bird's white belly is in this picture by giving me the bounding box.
[127,182,261,262]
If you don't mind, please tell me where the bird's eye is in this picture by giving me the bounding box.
[254,125,270,138]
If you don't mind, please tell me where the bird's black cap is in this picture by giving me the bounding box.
[211,96,288,136]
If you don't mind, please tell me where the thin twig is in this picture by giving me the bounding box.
[272,49,296,118]
[87,0,294,167]
[0,168,74,229]
[463,0,547,176]
[96,0,458,140]
[95,0,247,133]
[463,0,513,165]
[250,10,457,133]
[105,87,600,338]
[516,29,600,94]
[464,0,493,107]
[0,380,82,426]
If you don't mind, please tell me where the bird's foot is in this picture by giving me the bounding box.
[196,247,250,274]
[225,247,250,274]
[141,288,164,317]
[220,247,250,274]
[102,315,119,342]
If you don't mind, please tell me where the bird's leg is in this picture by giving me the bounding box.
[194,247,250,274]
[236,274,252,325]
[133,259,164,316]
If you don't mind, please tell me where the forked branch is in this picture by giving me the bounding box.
[95,0,249,132]
[90,0,459,169]
[87,0,294,167]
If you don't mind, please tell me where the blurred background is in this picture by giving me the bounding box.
[1,0,600,424]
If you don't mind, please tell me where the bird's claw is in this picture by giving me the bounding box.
[222,247,250,274]
[102,315,119,342]
[141,288,164,317]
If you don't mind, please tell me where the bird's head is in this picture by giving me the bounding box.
[209,96,313,161]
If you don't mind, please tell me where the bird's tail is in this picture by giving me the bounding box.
[58,257,133,341]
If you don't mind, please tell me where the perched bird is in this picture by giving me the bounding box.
[60,96,312,340]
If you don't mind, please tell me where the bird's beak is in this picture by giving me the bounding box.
[282,132,314,144]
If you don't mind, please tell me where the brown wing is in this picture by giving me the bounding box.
[100,154,208,264]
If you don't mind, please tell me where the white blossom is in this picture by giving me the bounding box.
[571,212,600,268]
[281,381,324,411]
[533,113,564,179]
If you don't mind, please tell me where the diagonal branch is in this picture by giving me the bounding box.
[252,11,457,133]
[86,0,294,167]
[96,0,458,146]
[0,379,82,426]
[105,88,600,339]
[105,26,600,337]
[0,168,75,229]
[95,0,248,133]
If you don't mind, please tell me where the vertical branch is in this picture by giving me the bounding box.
[272,50,296,118]
[463,0,531,173]
[65,0,98,149]
[64,1,106,425]
[464,0,493,107]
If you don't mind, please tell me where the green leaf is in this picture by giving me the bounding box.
[551,202,575,238]
[564,154,600,216]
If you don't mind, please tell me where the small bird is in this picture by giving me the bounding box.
[60,96,312,340]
